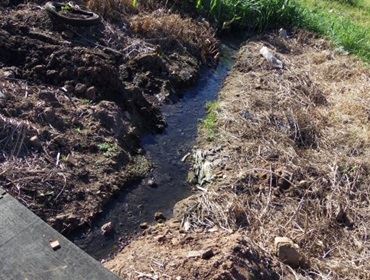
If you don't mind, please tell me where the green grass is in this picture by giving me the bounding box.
[195,0,302,31]
[298,0,370,62]
[98,142,119,157]
[192,0,369,63]
[202,101,220,140]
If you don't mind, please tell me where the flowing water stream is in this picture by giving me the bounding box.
[72,43,237,260]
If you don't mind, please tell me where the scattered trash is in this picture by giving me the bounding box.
[279,28,288,39]
[50,240,61,251]
[181,152,191,162]
[259,46,283,69]
[193,150,213,186]
[147,178,157,188]
[44,1,100,26]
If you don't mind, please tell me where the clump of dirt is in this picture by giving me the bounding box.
[0,2,218,234]
[107,31,370,279]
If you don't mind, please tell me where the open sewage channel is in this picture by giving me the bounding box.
[72,43,237,260]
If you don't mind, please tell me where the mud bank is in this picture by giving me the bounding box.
[106,31,370,279]
[0,1,217,234]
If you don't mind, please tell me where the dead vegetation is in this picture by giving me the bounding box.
[181,31,370,279]
[130,12,219,64]
[86,0,136,20]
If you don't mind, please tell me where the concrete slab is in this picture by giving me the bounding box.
[0,188,120,280]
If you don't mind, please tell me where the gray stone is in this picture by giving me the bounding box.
[86,86,97,100]
[274,237,303,268]
[75,83,87,95]
[154,212,166,223]
[139,222,148,229]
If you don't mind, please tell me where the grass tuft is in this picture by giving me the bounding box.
[202,101,220,141]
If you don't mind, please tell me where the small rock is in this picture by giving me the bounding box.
[43,107,56,123]
[147,178,157,188]
[187,249,214,259]
[187,171,197,184]
[156,235,166,242]
[33,65,46,73]
[50,240,61,251]
[61,31,74,40]
[201,249,214,260]
[101,222,114,235]
[29,135,41,148]
[86,86,97,100]
[139,222,148,229]
[75,83,87,95]
[274,237,303,268]
[0,69,14,78]
[154,211,166,223]
[59,68,70,79]
[46,70,58,79]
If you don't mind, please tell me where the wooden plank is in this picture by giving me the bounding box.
[0,188,120,280]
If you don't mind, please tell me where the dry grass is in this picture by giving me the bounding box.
[184,31,370,279]
[86,0,136,20]
[0,113,39,159]
[129,12,219,64]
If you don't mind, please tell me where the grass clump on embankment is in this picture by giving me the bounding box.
[195,0,302,31]
[298,0,370,62]
[201,101,220,141]
[194,0,370,62]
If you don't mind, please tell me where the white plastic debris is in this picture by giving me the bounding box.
[259,46,284,69]
[279,28,288,39]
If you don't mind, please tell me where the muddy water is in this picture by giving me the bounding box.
[72,44,237,260]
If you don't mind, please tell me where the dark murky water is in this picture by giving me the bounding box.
[72,44,237,260]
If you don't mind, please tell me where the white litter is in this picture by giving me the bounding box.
[259,46,284,69]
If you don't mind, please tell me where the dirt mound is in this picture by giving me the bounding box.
[0,2,218,234]
[107,31,370,279]
[106,222,279,279]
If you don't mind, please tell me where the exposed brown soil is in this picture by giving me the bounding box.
[106,31,370,279]
[106,221,280,280]
[0,1,217,234]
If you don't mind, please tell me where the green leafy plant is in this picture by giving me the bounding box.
[61,3,73,13]
[98,142,119,157]
[202,101,220,141]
